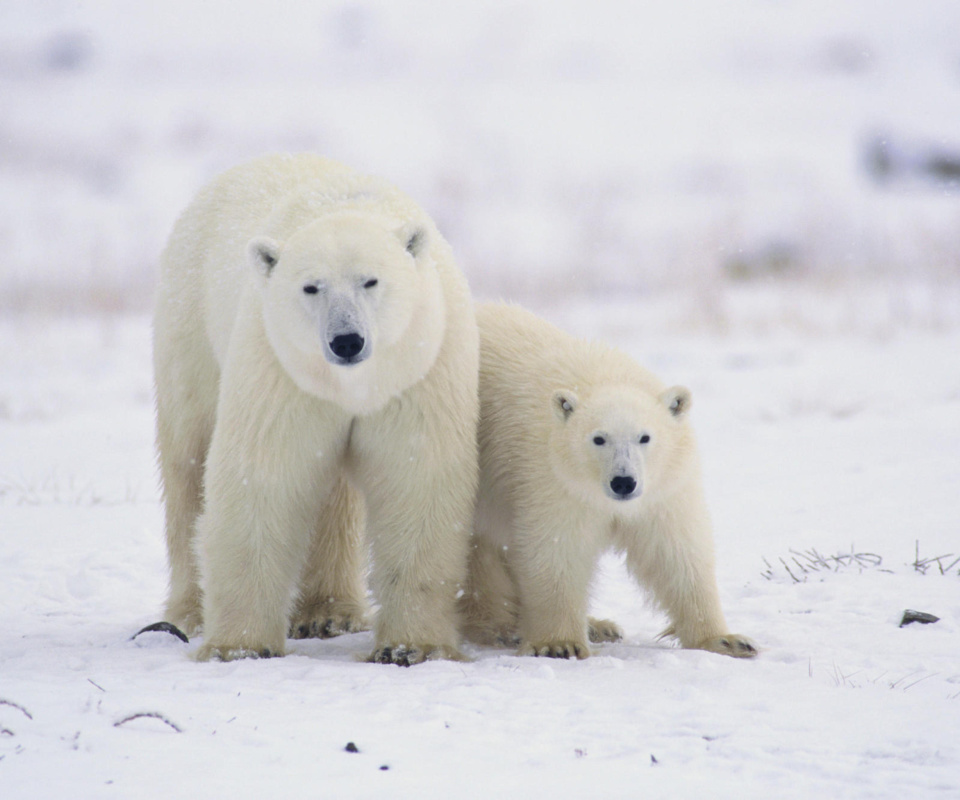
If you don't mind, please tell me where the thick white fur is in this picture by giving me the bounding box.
[154,154,479,664]
[460,304,756,660]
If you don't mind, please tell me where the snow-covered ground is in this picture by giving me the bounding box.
[2,1,960,798]
[2,305,958,799]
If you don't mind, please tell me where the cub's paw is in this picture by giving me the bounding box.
[588,617,624,644]
[289,607,369,640]
[698,634,759,659]
[194,643,283,662]
[367,643,467,667]
[518,639,591,660]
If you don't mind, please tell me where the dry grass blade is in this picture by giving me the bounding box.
[113,712,182,733]
[0,699,33,720]
[762,547,883,582]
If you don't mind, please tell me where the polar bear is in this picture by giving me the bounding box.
[460,304,756,660]
[153,154,479,664]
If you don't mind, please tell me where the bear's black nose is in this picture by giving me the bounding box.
[330,333,365,360]
[610,476,637,497]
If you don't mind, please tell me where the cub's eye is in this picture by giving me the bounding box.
[639,434,651,444]
[593,436,606,446]
[303,285,319,295]
[364,278,378,289]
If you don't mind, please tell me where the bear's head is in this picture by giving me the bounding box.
[548,383,692,509]
[247,210,445,413]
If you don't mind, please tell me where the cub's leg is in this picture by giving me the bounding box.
[290,476,370,639]
[510,507,601,660]
[623,498,757,658]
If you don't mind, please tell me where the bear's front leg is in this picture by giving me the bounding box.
[511,509,601,660]
[624,493,758,659]
[195,358,350,662]
[195,476,308,663]
[351,403,477,666]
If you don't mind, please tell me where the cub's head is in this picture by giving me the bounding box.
[549,383,692,509]
[246,210,444,411]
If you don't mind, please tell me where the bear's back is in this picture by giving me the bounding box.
[476,303,665,413]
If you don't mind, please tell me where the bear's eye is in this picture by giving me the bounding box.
[303,284,319,295]
[639,434,651,444]
[593,436,606,446]
[364,278,378,289]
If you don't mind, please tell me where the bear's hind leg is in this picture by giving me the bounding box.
[459,536,521,647]
[154,342,218,636]
[290,476,370,639]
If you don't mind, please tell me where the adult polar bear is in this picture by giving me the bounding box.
[154,154,478,664]
[461,304,756,660]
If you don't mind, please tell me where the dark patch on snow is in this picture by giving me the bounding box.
[132,621,189,643]
[899,609,940,627]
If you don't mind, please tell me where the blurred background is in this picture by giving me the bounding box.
[2,0,959,331]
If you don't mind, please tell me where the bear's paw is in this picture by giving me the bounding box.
[289,604,370,640]
[698,634,759,659]
[368,643,468,667]
[587,617,624,644]
[518,639,591,660]
[194,643,283,662]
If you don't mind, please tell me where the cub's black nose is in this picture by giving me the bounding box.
[610,476,637,497]
[330,333,365,360]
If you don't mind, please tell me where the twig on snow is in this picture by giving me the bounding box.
[0,699,33,720]
[912,540,959,576]
[762,546,884,582]
[900,672,939,692]
[113,712,182,733]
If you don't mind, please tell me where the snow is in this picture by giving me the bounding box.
[2,1,960,797]
[2,308,958,798]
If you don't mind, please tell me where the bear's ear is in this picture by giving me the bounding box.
[248,236,282,280]
[661,385,692,419]
[552,390,578,421]
[396,222,429,259]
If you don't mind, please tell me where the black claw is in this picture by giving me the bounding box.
[719,638,730,649]
[345,742,359,753]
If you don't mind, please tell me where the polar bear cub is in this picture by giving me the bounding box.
[154,154,479,664]
[460,303,756,659]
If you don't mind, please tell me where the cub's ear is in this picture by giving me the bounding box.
[248,237,282,280]
[396,222,429,259]
[552,390,578,421]
[661,385,692,419]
